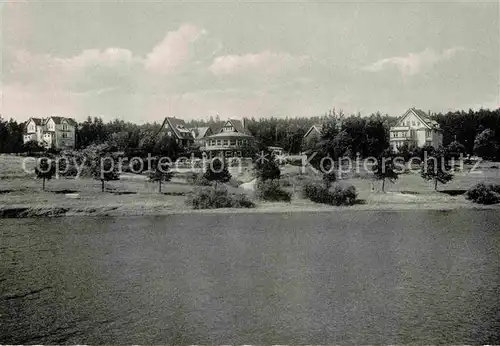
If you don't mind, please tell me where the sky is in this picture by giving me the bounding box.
[1,0,499,123]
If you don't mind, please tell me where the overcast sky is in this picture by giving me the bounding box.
[1,0,498,123]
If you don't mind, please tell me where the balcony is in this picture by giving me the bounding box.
[203,143,248,151]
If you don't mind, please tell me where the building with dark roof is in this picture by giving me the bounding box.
[156,117,195,147]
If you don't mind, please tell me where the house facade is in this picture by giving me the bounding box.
[23,116,77,149]
[157,117,195,147]
[201,119,254,158]
[390,108,443,151]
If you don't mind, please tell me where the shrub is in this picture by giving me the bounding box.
[186,186,255,209]
[23,140,45,155]
[280,177,293,187]
[185,172,211,186]
[466,183,500,205]
[302,181,357,206]
[255,180,292,202]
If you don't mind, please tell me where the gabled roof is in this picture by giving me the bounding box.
[160,117,195,140]
[43,116,77,127]
[190,126,210,140]
[26,117,42,126]
[208,118,252,136]
[216,119,251,135]
[229,119,251,135]
[396,108,440,130]
[303,124,323,138]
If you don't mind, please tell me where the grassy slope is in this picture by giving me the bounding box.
[1,155,500,216]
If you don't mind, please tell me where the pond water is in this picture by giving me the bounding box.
[1,210,499,343]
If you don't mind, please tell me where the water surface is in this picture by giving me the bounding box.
[1,211,499,343]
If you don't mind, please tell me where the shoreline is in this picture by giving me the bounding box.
[1,200,499,218]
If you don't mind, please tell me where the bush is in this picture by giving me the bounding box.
[255,180,292,202]
[22,140,45,155]
[302,181,357,206]
[185,172,211,186]
[466,183,500,205]
[186,186,255,209]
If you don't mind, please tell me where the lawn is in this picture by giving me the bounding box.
[1,154,500,216]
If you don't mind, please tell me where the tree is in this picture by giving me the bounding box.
[446,141,466,160]
[91,156,120,192]
[154,135,181,158]
[148,158,173,193]
[138,131,156,153]
[365,114,389,157]
[474,128,498,160]
[373,150,399,192]
[254,151,281,181]
[23,140,45,154]
[203,157,231,187]
[35,158,56,191]
[421,148,453,191]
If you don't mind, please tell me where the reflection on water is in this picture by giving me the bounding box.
[1,211,500,343]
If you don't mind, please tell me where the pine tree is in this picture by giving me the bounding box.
[254,151,281,181]
[203,157,231,187]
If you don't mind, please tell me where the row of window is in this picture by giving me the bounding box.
[394,140,433,148]
[206,139,248,147]
[392,130,433,138]
[402,120,422,127]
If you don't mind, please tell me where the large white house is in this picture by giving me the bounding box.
[24,116,77,149]
[390,108,443,151]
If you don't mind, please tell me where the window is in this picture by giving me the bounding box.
[237,140,242,146]
[412,121,415,126]
[417,122,420,126]
[426,130,431,138]
[236,151,242,157]
[225,151,233,157]
[216,140,221,146]
[63,124,68,131]
[230,139,236,146]
[223,140,229,146]
[243,139,248,145]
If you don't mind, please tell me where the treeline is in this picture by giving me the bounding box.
[1,108,499,160]
[433,108,500,158]
[0,118,24,153]
[313,112,396,160]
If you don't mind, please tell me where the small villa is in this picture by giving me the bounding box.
[23,116,77,149]
[390,108,443,152]
[201,119,254,158]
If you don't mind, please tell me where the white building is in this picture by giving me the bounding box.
[390,108,443,152]
[24,116,77,149]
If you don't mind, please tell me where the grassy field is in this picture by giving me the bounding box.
[1,154,500,217]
